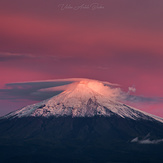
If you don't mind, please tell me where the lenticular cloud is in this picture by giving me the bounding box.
[0,78,162,104]
[38,79,123,102]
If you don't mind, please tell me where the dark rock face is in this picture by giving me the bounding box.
[0,116,163,163]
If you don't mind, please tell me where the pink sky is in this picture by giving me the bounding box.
[0,0,163,116]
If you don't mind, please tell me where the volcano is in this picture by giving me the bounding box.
[0,79,163,163]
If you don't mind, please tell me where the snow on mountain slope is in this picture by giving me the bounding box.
[2,80,163,123]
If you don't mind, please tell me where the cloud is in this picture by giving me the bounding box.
[0,52,80,63]
[125,95,163,103]
[128,86,136,93]
[0,79,120,100]
[0,78,107,101]
[0,52,34,62]
[0,79,76,101]
[131,137,163,144]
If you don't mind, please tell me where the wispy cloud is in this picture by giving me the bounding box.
[128,86,136,93]
[125,94,163,103]
[131,136,163,144]
[0,52,77,62]
[0,52,35,62]
[0,79,74,101]
[0,78,95,101]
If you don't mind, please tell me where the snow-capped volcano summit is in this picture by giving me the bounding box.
[3,79,163,123]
